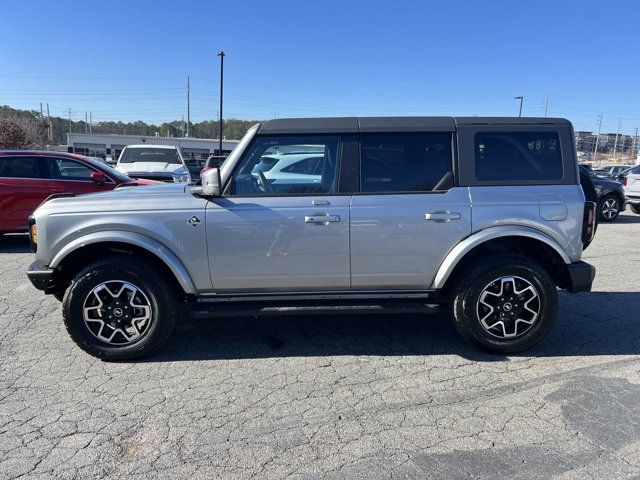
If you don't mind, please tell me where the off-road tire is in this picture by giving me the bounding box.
[62,255,180,360]
[449,255,558,354]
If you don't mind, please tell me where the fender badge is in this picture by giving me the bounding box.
[187,216,201,227]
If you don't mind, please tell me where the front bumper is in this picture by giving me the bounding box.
[27,261,55,291]
[626,194,640,206]
[566,261,596,293]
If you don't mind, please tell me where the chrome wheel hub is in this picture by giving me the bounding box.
[82,281,152,345]
[602,199,618,219]
[476,276,540,339]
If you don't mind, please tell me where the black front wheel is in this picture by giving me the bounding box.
[449,255,558,354]
[630,205,640,215]
[62,255,180,360]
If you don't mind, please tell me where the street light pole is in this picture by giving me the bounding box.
[514,96,524,117]
[217,51,225,155]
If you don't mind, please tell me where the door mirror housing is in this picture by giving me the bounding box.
[90,171,107,185]
[202,167,222,196]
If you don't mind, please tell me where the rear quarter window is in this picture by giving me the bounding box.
[475,132,563,182]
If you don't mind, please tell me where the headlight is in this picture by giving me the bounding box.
[172,173,191,183]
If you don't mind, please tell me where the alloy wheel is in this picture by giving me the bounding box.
[601,198,619,220]
[82,281,153,345]
[476,276,540,339]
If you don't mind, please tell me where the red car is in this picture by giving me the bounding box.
[0,151,159,234]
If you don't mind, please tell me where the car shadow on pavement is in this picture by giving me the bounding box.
[143,291,640,363]
[0,234,31,253]
[611,213,640,224]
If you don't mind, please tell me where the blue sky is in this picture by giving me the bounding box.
[1,0,638,135]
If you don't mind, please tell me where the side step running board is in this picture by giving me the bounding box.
[189,302,441,319]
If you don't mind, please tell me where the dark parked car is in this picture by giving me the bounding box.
[0,151,160,234]
[579,165,626,222]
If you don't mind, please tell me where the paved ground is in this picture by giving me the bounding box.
[1,213,640,479]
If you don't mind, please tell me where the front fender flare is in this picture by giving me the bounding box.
[431,226,571,290]
[49,231,197,294]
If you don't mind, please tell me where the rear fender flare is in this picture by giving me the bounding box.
[431,226,571,290]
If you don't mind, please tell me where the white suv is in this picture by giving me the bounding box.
[116,144,191,183]
[623,164,640,214]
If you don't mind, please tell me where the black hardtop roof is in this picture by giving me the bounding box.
[257,116,571,134]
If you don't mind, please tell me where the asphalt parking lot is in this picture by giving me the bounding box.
[1,213,639,479]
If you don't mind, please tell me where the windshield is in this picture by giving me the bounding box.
[119,147,182,164]
[82,156,131,182]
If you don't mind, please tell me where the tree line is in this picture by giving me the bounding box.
[0,105,260,146]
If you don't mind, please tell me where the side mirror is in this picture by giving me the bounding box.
[90,171,107,185]
[202,167,222,196]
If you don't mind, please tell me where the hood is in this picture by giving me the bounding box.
[116,162,188,175]
[35,183,189,216]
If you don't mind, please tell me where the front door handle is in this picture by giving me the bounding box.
[305,214,341,224]
[425,211,461,222]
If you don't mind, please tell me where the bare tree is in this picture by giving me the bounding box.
[0,116,47,149]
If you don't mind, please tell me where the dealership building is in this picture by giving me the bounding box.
[66,133,240,162]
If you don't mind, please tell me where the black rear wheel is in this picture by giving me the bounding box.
[62,255,180,360]
[630,205,640,215]
[449,255,557,354]
[599,194,621,222]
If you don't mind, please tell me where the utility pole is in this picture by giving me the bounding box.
[514,96,524,117]
[40,103,43,120]
[89,112,92,133]
[612,119,622,158]
[593,113,603,161]
[67,108,72,134]
[543,95,549,117]
[632,128,639,160]
[46,103,52,143]
[217,51,225,155]
[186,76,191,137]
[85,112,88,133]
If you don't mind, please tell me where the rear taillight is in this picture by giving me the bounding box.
[582,201,597,245]
[28,216,37,253]
[623,177,628,186]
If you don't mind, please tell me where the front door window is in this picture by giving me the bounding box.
[229,136,340,196]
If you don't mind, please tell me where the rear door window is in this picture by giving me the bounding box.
[359,134,453,192]
[0,156,45,179]
[475,132,563,181]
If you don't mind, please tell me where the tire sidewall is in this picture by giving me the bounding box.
[456,261,558,353]
[63,262,170,359]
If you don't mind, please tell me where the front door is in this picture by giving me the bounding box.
[44,156,112,196]
[350,133,472,290]
[206,134,351,292]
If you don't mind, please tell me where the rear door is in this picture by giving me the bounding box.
[625,165,640,195]
[0,155,52,232]
[350,132,472,290]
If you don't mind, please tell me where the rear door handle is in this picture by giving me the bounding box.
[425,211,461,222]
[305,214,341,224]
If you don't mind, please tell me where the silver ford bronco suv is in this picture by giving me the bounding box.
[27,117,597,360]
